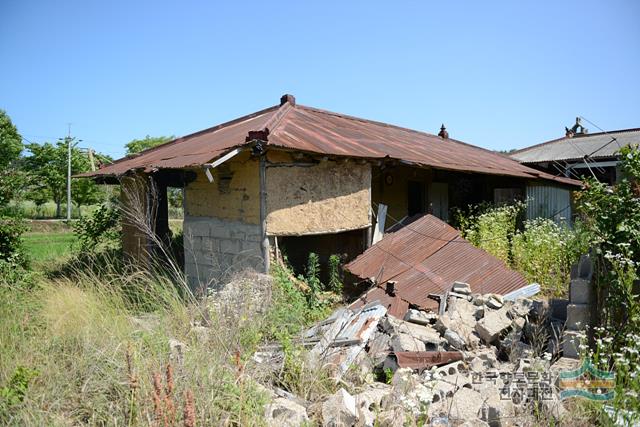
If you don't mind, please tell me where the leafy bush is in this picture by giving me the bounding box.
[327,254,343,293]
[0,216,27,267]
[512,218,589,297]
[73,203,120,251]
[456,201,524,263]
[0,366,38,421]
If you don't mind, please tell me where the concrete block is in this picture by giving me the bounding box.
[475,309,511,343]
[566,303,591,331]
[569,278,593,304]
[219,239,241,255]
[452,281,472,295]
[562,330,582,359]
[322,388,357,427]
[210,225,232,239]
[241,240,261,253]
[201,237,219,253]
[390,333,427,352]
[185,220,210,237]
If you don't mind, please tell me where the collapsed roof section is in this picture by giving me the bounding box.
[346,214,528,317]
[81,94,579,186]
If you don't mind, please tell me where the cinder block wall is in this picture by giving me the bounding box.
[183,215,262,289]
[183,152,263,290]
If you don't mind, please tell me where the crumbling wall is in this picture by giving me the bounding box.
[266,159,371,235]
[183,152,263,289]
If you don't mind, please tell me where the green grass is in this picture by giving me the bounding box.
[23,232,76,267]
[0,249,334,425]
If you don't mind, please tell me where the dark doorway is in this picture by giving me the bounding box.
[278,229,368,285]
[408,181,425,216]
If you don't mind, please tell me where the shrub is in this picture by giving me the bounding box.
[0,216,27,268]
[456,202,524,263]
[512,218,588,297]
[72,203,120,251]
[327,254,343,293]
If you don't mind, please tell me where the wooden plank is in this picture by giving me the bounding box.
[203,147,243,183]
[372,203,387,245]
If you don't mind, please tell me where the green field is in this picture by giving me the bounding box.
[23,231,76,267]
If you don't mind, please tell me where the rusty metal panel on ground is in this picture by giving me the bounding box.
[346,214,529,317]
[394,351,463,369]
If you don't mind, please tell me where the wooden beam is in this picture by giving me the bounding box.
[203,147,243,183]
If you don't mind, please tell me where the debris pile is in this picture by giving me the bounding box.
[256,285,577,426]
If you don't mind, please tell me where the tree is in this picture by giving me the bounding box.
[24,139,104,218]
[0,110,26,211]
[0,110,23,169]
[73,178,103,216]
[125,135,173,155]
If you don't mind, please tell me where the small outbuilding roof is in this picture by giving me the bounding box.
[346,214,528,317]
[510,128,640,164]
[82,94,578,186]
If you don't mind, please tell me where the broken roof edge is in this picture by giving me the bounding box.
[78,103,284,179]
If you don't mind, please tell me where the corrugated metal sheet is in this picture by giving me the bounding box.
[82,95,579,186]
[394,351,463,369]
[78,105,280,177]
[346,214,529,315]
[526,185,572,223]
[511,128,640,164]
[306,303,387,378]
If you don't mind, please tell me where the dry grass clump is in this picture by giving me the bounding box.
[0,257,275,425]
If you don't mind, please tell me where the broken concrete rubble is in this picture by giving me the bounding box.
[322,388,357,427]
[403,308,437,325]
[264,397,309,427]
[475,308,512,344]
[253,285,571,426]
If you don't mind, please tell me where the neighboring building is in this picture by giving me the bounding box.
[82,94,579,290]
[511,118,640,185]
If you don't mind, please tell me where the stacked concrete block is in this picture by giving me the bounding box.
[183,215,263,290]
[563,255,595,358]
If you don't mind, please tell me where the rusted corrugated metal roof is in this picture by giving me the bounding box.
[346,214,528,314]
[82,95,580,186]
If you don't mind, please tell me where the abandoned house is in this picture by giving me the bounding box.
[83,94,580,289]
[511,117,640,186]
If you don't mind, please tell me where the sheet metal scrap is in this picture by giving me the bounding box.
[307,302,387,377]
[347,214,529,317]
[393,351,464,370]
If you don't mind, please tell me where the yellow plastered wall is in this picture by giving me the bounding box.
[266,157,371,236]
[184,151,260,224]
[371,164,432,221]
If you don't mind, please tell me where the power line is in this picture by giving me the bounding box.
[579,115,623,152]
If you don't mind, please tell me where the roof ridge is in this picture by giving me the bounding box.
[263,102,294,140]
[511,127,640,156]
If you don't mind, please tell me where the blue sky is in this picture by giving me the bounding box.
[1,1,639,159]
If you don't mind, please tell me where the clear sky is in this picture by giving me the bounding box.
[1,0,639,159]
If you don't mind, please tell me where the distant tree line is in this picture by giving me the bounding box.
[0,109,179,219]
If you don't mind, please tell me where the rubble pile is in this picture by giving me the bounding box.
[255,283,577,426]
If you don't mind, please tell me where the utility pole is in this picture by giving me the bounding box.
[62,124,82,221]
[66,124,72,221]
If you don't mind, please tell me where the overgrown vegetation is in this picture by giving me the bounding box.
[454,201,588,297]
